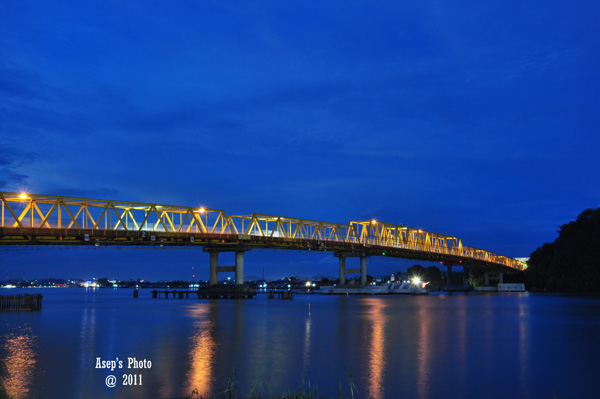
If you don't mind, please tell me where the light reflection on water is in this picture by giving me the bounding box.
[518,300,529,398]
[415,299,431,399]
[186,305,216,396]
[302,303,311,376]
[2,327,37,398]
[1,289,600,398]
[364,298,385,399]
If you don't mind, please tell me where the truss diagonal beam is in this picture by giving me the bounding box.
[62,202,80,229]
[110,204,128,231]
[1,194,24,228]
[35,201,57,228]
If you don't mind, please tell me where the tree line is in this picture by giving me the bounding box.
[525,207,600,291]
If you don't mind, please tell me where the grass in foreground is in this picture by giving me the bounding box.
[184,371,358,399]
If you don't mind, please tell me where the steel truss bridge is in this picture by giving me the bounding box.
[0,192,525,284]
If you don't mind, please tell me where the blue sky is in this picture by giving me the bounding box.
[1,1,599,280]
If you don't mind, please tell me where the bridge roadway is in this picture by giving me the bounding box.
[0,192,525,285]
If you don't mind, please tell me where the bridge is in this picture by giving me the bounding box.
[0,192,525,285]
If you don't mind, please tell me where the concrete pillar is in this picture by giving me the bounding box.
[210,251,218,286]
[446,265,452,284]
[339,256,346,285]
[499,272,504,284]
[463,265,469,285]
[360,255,367,286]
[485,272,490,286]
[235,251,244,285]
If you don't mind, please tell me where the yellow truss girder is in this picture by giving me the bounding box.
[350,220,465,254]
[0,193,228,235]
[229,214,359,244]
[0,192,526,270]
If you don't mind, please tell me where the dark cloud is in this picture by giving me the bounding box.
[119,105,246,135]
[0,169,28,189]
[40,186,120,200]
[0,143,36,190]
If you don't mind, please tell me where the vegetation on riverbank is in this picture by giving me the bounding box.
[525,207,600,291]
[183,371,358,399]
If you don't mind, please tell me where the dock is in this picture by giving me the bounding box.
[0,294,43,311]
[268,290,294,299]
[151,290,196,299]
[197,285,256,299]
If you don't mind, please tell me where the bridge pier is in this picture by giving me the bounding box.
[339,256,347,285]
[210,251,219,285]
[335,252,368,286]
[204,246,250,286]
[445,264,470,285]
[235,250,244,285]
[484,271,504,286]
[360,255,367,286]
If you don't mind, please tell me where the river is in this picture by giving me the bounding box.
[1,288,599,398]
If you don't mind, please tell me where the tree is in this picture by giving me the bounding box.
[424,266,443,290]
[319,277,333,286]
[526,207,600,291]
[97,277,110,288]
[468,267,486,287]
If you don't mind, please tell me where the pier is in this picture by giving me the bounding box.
[0,294,43,311]
[151,290,196,299]
[268,290,294,299]
[197,285,256,299]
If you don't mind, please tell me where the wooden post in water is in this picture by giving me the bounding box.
[0,294,43,311]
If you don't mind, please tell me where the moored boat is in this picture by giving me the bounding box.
[320,281,428,295]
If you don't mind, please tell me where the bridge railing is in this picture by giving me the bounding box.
[0,192,526,270]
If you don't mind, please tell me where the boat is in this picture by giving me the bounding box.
[388,281,428,295]
[320,281,428,295]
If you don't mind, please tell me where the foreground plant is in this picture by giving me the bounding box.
[184,371,358,399]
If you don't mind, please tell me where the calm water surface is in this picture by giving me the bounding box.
[1,288,600,399]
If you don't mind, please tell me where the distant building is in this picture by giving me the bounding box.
[516,257,530,269]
